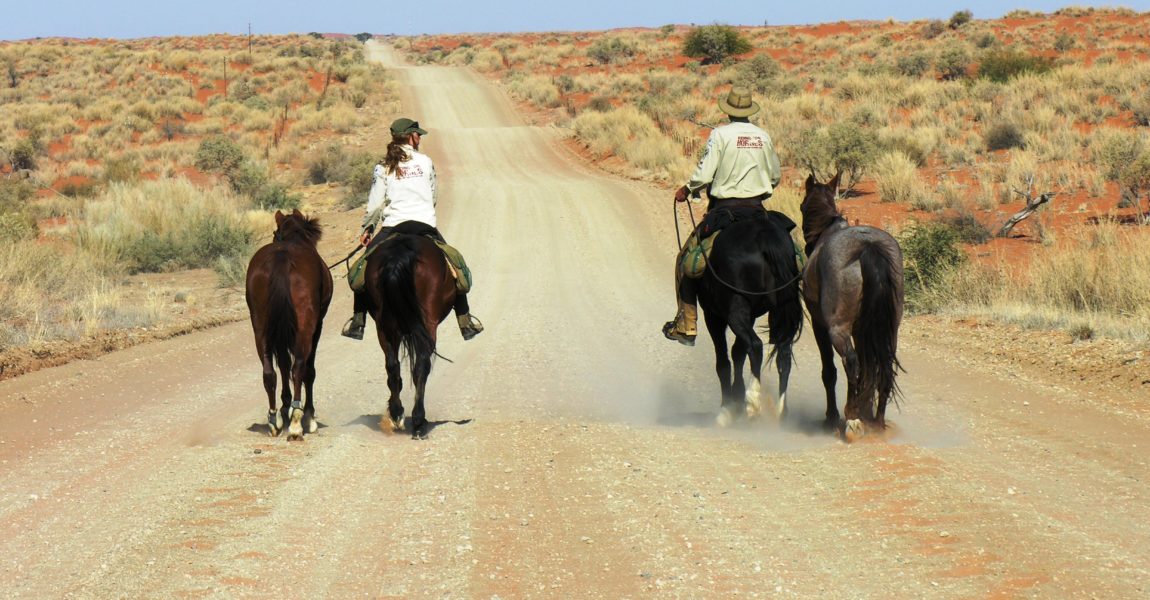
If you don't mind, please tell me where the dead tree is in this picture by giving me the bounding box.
[997,174,1055,238]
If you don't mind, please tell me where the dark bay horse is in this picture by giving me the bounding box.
[698,211,803,426]
[245,210,333,440]
[364,233,456,439]
[801,173,905,441]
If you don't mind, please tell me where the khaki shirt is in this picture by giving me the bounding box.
[686,121,781,200]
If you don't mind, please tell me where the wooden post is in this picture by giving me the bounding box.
[248,23,253,62]
[223,58,228,98]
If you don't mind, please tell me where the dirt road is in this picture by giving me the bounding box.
[1,42,1148,599]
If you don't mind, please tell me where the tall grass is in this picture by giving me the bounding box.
[74,179,258,274]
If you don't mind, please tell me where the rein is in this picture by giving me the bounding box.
[327,244,365,271]
[674,197,802,297]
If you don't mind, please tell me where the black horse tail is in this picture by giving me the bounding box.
[265,250,298,366]
[856,243,903,412]
[758,222,803,360]
[378,236,435,372]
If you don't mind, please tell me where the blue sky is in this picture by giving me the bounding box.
[3,1,1148,40]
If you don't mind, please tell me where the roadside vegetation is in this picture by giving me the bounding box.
[0,34,397,353]
[400,7,1150,341]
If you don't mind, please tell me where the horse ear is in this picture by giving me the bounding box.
[292,208,303,218]
[805,173,816,191]
[274,210,285,225]
[829,171,842,193]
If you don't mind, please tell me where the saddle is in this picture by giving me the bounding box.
[680,209,798,279]
[347,235,472,294]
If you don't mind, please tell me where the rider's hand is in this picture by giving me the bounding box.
[674,185,690,203]
[359,227,373,246]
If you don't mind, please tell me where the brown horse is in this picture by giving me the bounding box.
[245,210,333,440]
[364,232,456,439]
[801,174,905,441]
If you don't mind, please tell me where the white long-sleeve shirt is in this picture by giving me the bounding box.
[686,121,781,200]
[363,145,438,229]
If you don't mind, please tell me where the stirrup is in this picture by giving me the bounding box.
[662,321,695,346]
[341,314,365,340]
[459,315,483,341]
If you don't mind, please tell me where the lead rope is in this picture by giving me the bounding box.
[674,197,802,297]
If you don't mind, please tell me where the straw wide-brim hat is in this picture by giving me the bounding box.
[718,86,760,117]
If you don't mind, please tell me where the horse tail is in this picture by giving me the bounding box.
[265,250,298,364]
[856,243,903,410]
[758,222,803,359]
[378,236,435,372]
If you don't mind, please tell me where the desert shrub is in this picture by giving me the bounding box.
[213,254,249,287]
[975,33,999,49]
[978,49,1053,83]
[586,96,613,112]
[306,144,352,184]
[342,152,379,206]
[984,120,1026,151]
[936,46,970,80]
[194,135,246,176]
[9,138,38,171]
[587,37,638,65]
[734,54,780,93]
[899,220,966,310]
[252,182,300,211]
[921,20,947,39]
[683,25,751,65]
[949,10,973,29]
[873,151,924,204]
[896,53,932,78]
[355,33,373,43]
[103,153,141,183]
[75,179,256,274]
[228,160,269,197]
[1094,130,1144,182]
[1053,33,1076,53]
[793,122,880,193]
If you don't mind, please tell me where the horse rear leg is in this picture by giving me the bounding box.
[773,340,794,421]
[830,325,866,442]
[381,334,405,433]
[303,323,322,434]
[410,350,432,440]
[726,302,764,421]
[811,322,840,429]
[703,310,736,427]
[276,348,292,429]
[286,332,315,441]
[260,349,280,437]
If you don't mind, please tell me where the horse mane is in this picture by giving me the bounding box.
[801,180,845,252]
[274,211,323,245]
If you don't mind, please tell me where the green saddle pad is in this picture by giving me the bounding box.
[680,231,719,279]
[346,238,472,294]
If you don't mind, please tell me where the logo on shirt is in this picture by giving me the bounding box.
[398,165,424,179]
[737,136,764,149]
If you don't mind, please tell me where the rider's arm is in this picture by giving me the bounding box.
[765,137,782,189]
[686,130,721,196]
[362,163,388,230]
[429,161,438,207]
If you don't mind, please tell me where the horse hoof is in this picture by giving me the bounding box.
[715,407,736,428]
[268,425,280,437]
[388,417,405,433]
[306,416,319,434]
[744,380,762,419]
[411,430,427,441]
[286,431,303,442]
[844,419,865,443]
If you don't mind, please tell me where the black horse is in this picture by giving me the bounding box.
[697,211,803,426]
[801,173,905,441]
[364,233,457,439]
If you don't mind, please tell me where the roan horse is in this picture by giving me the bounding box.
[697,211,804,426]
[245,209,333,440]
[363,232,457,439]
[801,173,905,441]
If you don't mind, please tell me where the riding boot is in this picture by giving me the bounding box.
[662,266,697,346]
[457,314,484,340]
[662,301,697,346]
[341,312,366,340]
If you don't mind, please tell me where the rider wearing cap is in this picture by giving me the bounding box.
[341,117,484,341]
[663,86,783,346]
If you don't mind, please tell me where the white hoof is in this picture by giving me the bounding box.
[715,406,736,428]
[744,379,762,419]
[287,408,305,441]
[775,391,787,421]
[306,414,319,434]
[844,419,865,443]
[267,412,280,437]
[389,415,405,432]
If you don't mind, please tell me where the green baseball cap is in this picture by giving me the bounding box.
[390,118,428,136]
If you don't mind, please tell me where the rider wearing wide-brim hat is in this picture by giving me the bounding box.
[341,117,484,342]
[663,86,783,346]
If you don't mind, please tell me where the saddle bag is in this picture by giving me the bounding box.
[680,232,720,279]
